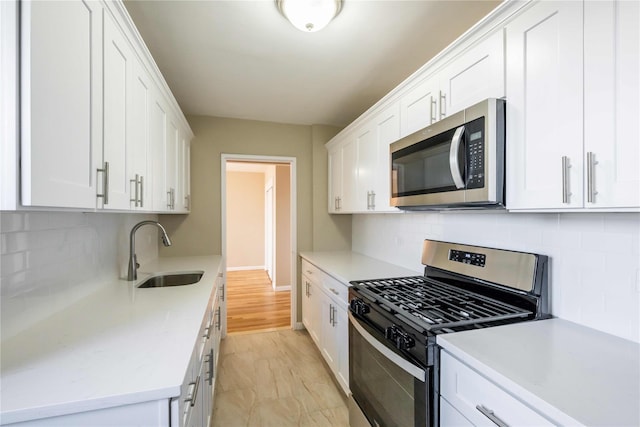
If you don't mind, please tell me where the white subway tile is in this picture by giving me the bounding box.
[0,212,24,232]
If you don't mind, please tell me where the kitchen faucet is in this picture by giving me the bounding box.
[127,221,172,281]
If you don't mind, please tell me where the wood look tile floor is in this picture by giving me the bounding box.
[227,270,291,334]
[212,330,349,427]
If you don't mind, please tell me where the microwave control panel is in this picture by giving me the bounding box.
[466,117,485,189]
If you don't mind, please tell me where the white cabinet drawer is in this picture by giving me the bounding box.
[440,351,555,426]
[301,259,348,305]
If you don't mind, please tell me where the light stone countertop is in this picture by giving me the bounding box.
[438,318,640,426]
[298,251,421,284]
[0,255,222,425]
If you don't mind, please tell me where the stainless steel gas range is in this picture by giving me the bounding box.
[347,239,549,427]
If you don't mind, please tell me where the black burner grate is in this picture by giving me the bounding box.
[351,276,532,331]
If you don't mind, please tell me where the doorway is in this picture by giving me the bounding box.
[221,155,297,335]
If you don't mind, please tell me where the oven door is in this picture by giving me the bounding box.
[349,312,431,427]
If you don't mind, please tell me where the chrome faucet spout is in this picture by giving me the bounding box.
[127,221,172,281]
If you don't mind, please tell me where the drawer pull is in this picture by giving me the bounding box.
[329,288,339,295]
[476,404,509,427]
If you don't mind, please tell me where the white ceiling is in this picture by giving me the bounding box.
[124,0,501,127]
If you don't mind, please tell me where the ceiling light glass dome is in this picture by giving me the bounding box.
[276,0,343,33]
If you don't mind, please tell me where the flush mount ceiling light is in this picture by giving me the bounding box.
[276,0,343,33]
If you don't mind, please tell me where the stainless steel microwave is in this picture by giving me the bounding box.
[390,98,505,210]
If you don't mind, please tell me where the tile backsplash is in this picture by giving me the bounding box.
[353,211,640,343]
[1,211,160,341]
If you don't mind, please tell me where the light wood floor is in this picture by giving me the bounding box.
[226,269,291,334]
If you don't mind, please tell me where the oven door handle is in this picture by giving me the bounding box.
[349,312,426,381]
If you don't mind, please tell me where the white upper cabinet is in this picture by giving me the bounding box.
[584,0,640,209]
[166,118,179,211]
[20,0,103,209]
[129,58,151,210]
[373,102,401,212]
[399,30,504,139]
[102,9,133,210]
[150,90,168,212]
[179,135,191,212]
[506,1,584,210]
[327,143,342,213]
[507,0,639,211]
[354,125,376,211]
[440,29,505,118]
[1,0,19,210]
[400,77,440,137]
[14,0,192,213]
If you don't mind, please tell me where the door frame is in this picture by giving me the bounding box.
[221,154,298,335]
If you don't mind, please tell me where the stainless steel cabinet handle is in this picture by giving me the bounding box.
[139,176,144,207]
[476,405,509,427]
[208,348,214,385]
[587,151,598,204]
[329,288,339,296]
[216,307,221,330]
[562,156,571,204]
[439,91,447,119]
[185,194,190,210]
[430,97,437,123]
[449,126,465,189]
[130,174,139,207]
[371,191,375,210]
[97,162,109,205]
[187,376,200,407]
[221,283,225,301]
[329,304,334,325]
[366,191,371,210]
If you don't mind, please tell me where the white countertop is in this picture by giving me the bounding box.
[298,251,421,284]
[0,255,222,425]
[438,318,640,426]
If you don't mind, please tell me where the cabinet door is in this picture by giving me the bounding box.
[355,125,376,212]
[21,0,102,209]
[400,77,440,137]
[373,102,401,212]
[102,10,132,210]
[150,90,168,211]
[320,294,339,373]
[304,277,321,345]
[505,1,584,209]
[1,0,19,210]
[327,144,342,213]
[166,118,179,211]
[129,58,151,210]
[584,0,640,209]
[440,29,505,117]
[334,304,349,394]
[340,137,358,213]
[180,135,191,212]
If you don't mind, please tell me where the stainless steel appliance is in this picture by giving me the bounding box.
[348,239,549,427]
[390,98,505,210]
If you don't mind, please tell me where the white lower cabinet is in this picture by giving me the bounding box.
[300,259,349,395]
[439,351,555,426]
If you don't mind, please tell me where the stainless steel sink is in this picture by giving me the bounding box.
[137,272,204,288]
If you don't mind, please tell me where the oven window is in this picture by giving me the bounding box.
[391,127,460,197]
[349,322,428,427]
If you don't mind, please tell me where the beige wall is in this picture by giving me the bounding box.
[275,164,291,287]
[159,116,350,323]
[226,171,265,269]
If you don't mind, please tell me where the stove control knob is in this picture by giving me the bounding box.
[396,334,415,351]
[384,325,397,341]
[350,299,370,316]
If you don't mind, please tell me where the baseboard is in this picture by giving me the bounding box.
[294,322,305,330]
[273,285,291,292]
[227,265,265,272]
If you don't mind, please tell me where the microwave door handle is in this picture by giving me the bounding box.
[449,125,465,189]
